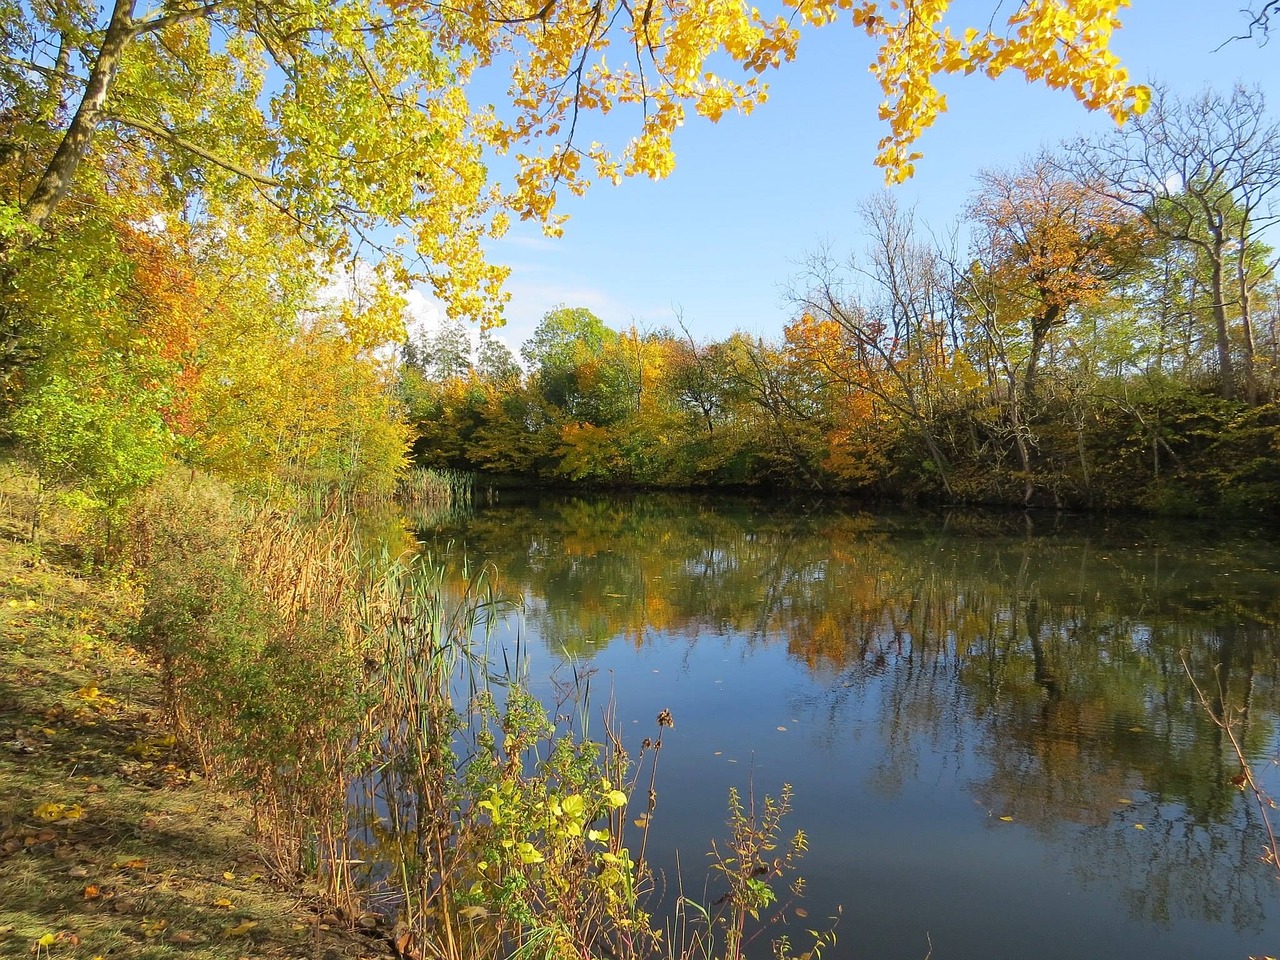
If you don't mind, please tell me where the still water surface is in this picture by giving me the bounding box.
[410,493,1280,960]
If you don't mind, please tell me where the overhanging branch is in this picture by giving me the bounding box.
[129,0,228,37]
[109,113,282,187]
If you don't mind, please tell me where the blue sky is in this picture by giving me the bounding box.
[413,3,1280,352]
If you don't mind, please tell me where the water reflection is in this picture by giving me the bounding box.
[410,494,1280,957]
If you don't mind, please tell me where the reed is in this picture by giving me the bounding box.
[399,466,475,508]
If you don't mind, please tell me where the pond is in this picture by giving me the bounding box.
[408,492,1280,960]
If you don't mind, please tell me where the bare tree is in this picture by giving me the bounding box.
[788,194,958,496]
[1070,85,1280,401]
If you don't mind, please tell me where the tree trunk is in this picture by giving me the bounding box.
[1236,245,1258,403]
[1005,370,1034,505]
[1022,302,1060,403]
[21,0,137,230]
[1207,244,1236,400]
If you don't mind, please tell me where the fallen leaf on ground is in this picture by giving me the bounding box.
[33,802,81,822]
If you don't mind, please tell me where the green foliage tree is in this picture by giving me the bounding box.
[410,319,476,383]
[477,332,522,386]
[522,307,617,421]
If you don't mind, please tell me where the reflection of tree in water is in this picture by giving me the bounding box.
[1067,801,1275,932]
[417,495,1280,927]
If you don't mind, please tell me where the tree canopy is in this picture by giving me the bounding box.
[3,0,1149,324]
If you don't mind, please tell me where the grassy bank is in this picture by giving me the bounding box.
[0,475,392,960]
[0,461,828,960]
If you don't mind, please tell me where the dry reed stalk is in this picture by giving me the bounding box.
[1184,655,1280,877]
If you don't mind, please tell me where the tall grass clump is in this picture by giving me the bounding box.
[398,467,477,530]
[400,466,474,507]
[128,470,372,902]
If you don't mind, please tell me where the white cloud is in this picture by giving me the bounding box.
[403,287,446,341]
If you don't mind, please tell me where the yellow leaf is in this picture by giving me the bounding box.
[212,898,233,909]
[33,802,66,821]
[1132,84,1152,115]
[223,871,236,881]
[999,816,1014,822]
[223,920,258,936]
[36,933,57,947]
[516,841,544,864]
[1134,823,1145,830]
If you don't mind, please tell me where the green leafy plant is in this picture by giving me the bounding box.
[677,784,836,960]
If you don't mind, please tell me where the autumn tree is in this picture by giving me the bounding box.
[782,312,891,488]
[720,333,829,487]
[8,219,172,514]
[955,157,1146,502]
[663,324,748,480]
[965,157,1147,401]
